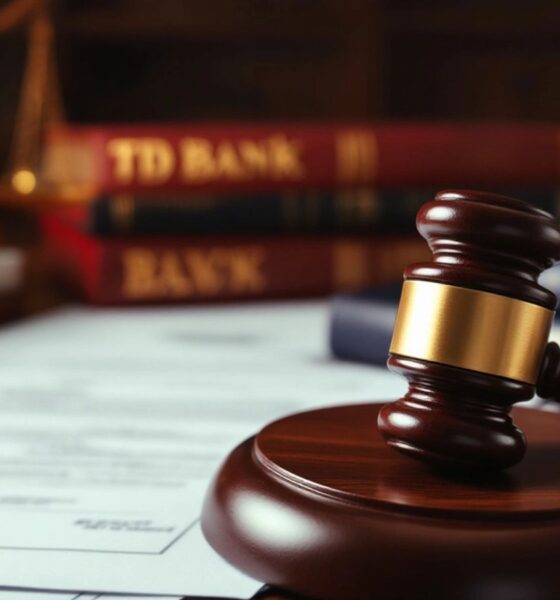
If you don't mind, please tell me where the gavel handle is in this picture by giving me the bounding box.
[537,342,560,403]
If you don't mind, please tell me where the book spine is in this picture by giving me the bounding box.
[43,122,560,193]
[89,187,560,236]
[329,291,398,366]
[89,189,428,236]
[42,216,430,305]
[43,125,377,193]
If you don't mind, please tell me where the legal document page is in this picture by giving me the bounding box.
[0,302,404,595]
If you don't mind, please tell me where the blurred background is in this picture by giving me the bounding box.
[0,0,560,347]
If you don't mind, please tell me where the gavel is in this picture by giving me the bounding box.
[378,189,560,470]
[202,190,560,600]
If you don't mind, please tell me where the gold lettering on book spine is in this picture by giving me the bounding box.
[107,138,175,185]
[180,135,305,183]
[121,247,267,299]
[106,135,306,185]
[336,131,378,183]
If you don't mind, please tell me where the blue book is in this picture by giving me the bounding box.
[329,271,560,367]
[329,284,401,366]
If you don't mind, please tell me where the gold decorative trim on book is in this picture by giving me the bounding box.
[335,131,378,182]
[111,195,135,233]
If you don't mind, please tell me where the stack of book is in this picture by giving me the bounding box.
[39,121,560,305]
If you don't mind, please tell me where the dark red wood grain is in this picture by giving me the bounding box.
[257,403,560,516]
[202,403,560,600]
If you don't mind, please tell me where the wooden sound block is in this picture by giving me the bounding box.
[202,403,560,600]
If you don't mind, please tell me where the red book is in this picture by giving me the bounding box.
[41,122,560,194]
[41,214,429,305]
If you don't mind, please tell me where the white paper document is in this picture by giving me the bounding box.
[0,594,182,600]
[0,302,404,596]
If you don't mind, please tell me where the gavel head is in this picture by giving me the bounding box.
[378,189,560,470]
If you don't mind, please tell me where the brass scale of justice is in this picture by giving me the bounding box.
[202,190,560,600]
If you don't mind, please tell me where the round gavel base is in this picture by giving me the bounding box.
[202,404,560,600]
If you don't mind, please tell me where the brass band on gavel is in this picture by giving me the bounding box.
[390,280,554,384]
